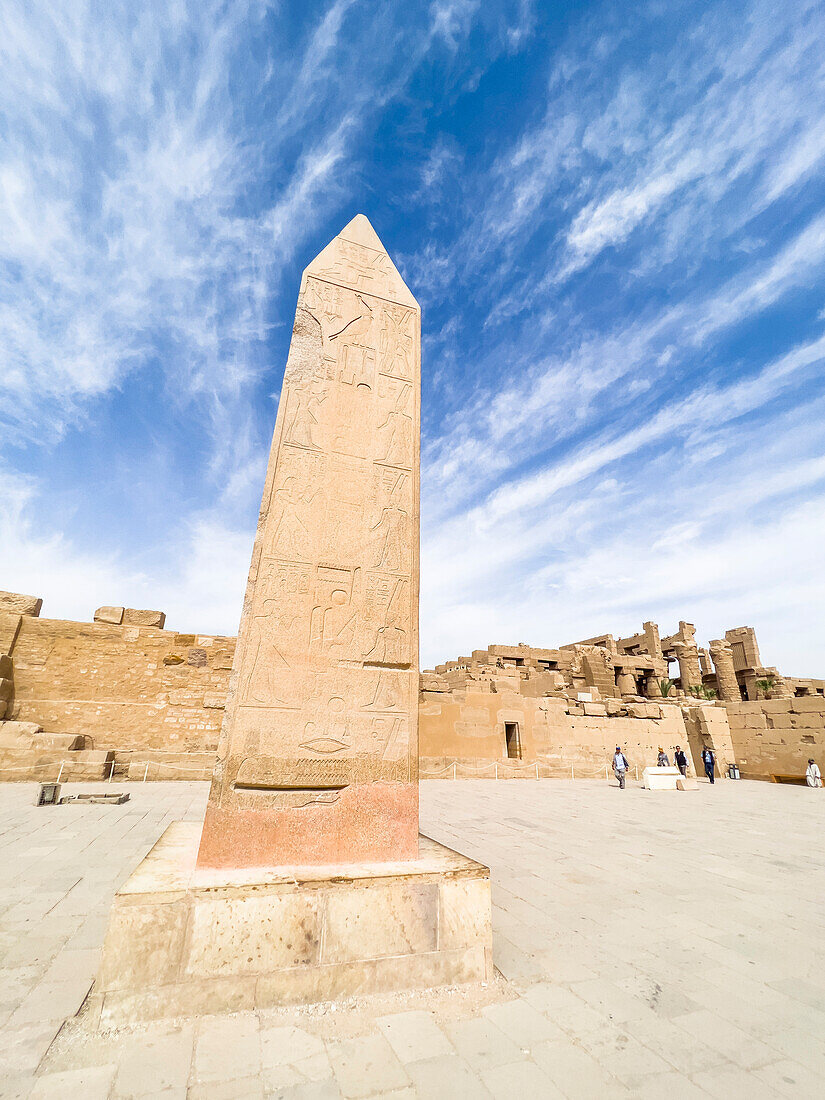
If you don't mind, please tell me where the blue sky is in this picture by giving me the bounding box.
[2,0,825,674]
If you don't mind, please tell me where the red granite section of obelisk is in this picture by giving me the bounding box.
[197,215,420,870]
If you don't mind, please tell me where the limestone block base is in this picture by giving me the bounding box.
[642,766,680,790]
[95,822,493,1025]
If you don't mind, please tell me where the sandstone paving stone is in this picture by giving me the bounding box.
[767,977,825,1012]
[271,1081,342,1100]
[188,1075,265,1099]
[674,1009,783,1069]
[489,935,545,983]
[567,976,663,1026]
[691,1064,786,1099]
[575,1026,675,1084]
[625,1015,730,1077]
[443,1016,524,1072]
[530,1038,630,1098]
[615,971,701,1019]
[0,1021,64,1078]
[41,946,100,984]
[750,1060,823,1098]
[194,1015,260,1084]
[261,1064,306,1092]
[480,1058,567,1099]
[114,1024,195,1097]
[28,1064,117,1099]
[262,1052,333,1094]
[619,1069,713,1099]
[375,1010,454,1063]
[755,1026,825,1072]
[3,779,825,1095]
[260,1026,326,1068]
[326,1034,410,1099]
[405,1054,492,1099]
[0,1075,37,1100]
[481,997,565,1046]
[8,975,93,1026]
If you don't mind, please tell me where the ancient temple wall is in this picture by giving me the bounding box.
[725,698,825,780]
[5,612,234,754]
[419,689,695,777]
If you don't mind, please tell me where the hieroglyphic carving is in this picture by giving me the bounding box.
[198,215,420,869]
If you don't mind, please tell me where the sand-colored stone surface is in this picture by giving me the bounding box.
[95,822,491,1024]
[198,215,421,870]
[0,590,42,617]
[5,778,825,1098]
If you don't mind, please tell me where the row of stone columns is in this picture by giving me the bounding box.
[612,639,744,702]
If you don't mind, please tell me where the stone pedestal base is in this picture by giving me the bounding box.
[95,823,493,1025]
[642,766,680,790]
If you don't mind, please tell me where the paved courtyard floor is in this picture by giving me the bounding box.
[1,777,824,1098]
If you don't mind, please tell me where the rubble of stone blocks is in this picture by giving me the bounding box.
[59,792,130,805]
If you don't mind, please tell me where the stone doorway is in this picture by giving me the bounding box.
[504,721,522,760]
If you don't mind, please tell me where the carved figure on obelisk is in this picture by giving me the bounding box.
[197,215,420,869]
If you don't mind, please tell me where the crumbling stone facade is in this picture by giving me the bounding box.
[0,594,232,781]
[1,591,822,783]
[420,621,822,781]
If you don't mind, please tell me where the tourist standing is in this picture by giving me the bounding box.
[613,746,629,789]
[657,747,670,767]
[701,746,716,784]
[674,746,688,776]
[806,759,822,788]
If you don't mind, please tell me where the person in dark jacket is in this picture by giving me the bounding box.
[701,746,716,784]
[674,746,688,776]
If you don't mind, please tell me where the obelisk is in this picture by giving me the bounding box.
[96,218,491,1022]
[197,215,420,868]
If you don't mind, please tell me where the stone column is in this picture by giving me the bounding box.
[644,674,662,698]
[616,669,636,697]
[674,642,702,695]
[197,215,420,870]
[709,639,740,703]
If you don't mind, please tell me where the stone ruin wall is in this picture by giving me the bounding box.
[725,698,825,781]
[1,590,823,783]
[0,595,234,781]
[419,688,701,779]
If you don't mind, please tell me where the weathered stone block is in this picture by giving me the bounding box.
[94,606,125,625]
[123,608,167,629]
[642,766,679,790]
[187,648,208,667]
[792,697,825,713]
[676,776,698,790]
[583,702,607,717]
[759,699,793,713]
[95,824,492,1024]
[202,694,226,710]
[0,590,43,617]
[742,712,767,728]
